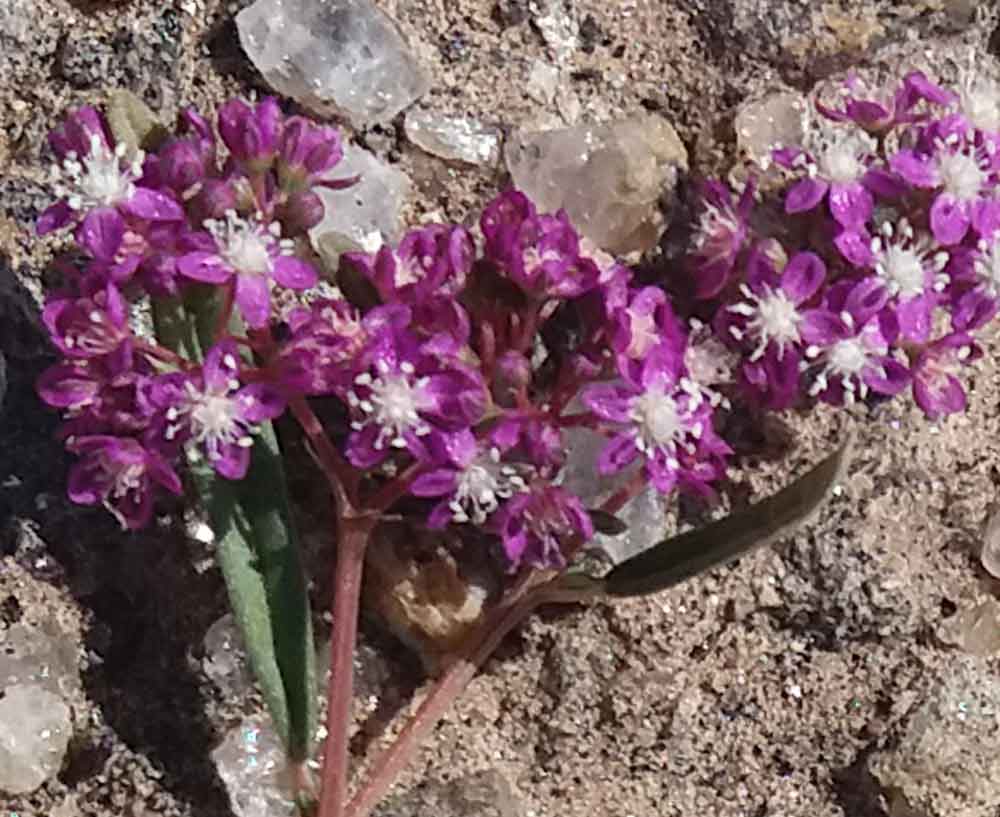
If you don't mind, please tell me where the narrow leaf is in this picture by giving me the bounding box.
[151,295,316,761]
[588,508,629,536]
[601,434,854,598]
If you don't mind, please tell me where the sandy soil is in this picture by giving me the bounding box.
[3,0,1000,815]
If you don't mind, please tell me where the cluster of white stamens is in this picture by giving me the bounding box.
[204,211,291,276]
[348,360,433,450]
[629,379,702,468]
[55,134,142,212]
[449,448,527,524]
[165,355,254,461]
[801,127,874,185]
[934,137,989,201]
[803,312,886,402]
[728,283,802,361]
[871,219,948,300]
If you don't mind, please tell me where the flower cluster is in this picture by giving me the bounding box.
[685,70,997,419]
[36,99,339,527]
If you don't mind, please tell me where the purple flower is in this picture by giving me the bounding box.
[724,250,827,362]
[890,139,997,245]
[65,435,182,530]
[42,282,130,359]
[177,211,318,328]
[689,179,754,299]
[38,108,183,237]
[217,97,282,172]
[912,333,980,419]
[609,286,685,367]
[276,116,344,190]
[344,329,486,469]
[345,224,474,304]
[480,190,598,299]
[816,71,954,134]
[489,414,565,473]
[494,486,593,570]
[410,429,527,528]
[581,348,729,495]
[868,218,949,342]
[948,234,1000,331]
[801,277,910,404]
[777,127,877,228]
[150,341,285,479]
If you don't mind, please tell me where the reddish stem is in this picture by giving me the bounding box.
[317,510,376,817]
[133,340,192,369]
[343,586,544,817]
[288,397,361,504]
[213,280,236,341]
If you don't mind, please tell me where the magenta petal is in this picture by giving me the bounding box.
[844,276,888,323]
[800,309,847,345]
[177,252,232,283]
[952,290,997,332]
[234,273,271,328]
[67,462,103,506]
[865,358,909,396]
[123,188,183,221]
[597,433,639,475]
[834,229,875,268]
[972,199,1000,237]
[272,255,318,290]
[212,442,251,480]
[781,251,826,304]
[896,296,934,343]
[889,149,937,187]
[862,168,906,199]
[236,384,285,422]
[37,200,73,235]
[203,340,240,392]
[914,373,965,419]
[345,425,388,469]
[36,364,98,408]
[829,183,873,228]
[580,383,632,422]
[147,452,183,495]
[77,207,124,260]
[930,195,970,245]
[411,468,459,498]
[785,178,829,214]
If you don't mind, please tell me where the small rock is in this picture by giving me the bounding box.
[202,614,253,696]
[870,658,1000,817]
[309,142,411,267]
[506,113,688,255]
[0,684,72,795]
[237,0,430,126]
[980,502,1000,578]
[937,598,1000,656]
[212,716,294,817]
[404,111,501,166]
[562,428,666,564]
[526,59,559,103]
[0,620,80,699]
[735,90,810,169]
[532,0,577,61]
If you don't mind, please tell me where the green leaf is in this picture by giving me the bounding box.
[150,295,316,761]
[600,435,854,599]
[195,427,317,761]
[105,88,170,155]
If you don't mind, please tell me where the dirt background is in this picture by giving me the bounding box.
[4,0,1000,816]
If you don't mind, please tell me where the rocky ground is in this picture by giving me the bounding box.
[3,0,1000,816]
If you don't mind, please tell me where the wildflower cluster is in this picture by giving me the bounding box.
[687,70,1000,419]
[36,102,730,570]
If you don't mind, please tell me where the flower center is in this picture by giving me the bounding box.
[207,211,276,276]
[631,381,686,457]
[827,337,868,376]
[107,460,145,500]
[61,135,140,211]
[729,284,801,361]
[181,382,252,460]
[352,363,433,449]
[938,150,985,201]
[877,244,926,299]
[451,449,525,525]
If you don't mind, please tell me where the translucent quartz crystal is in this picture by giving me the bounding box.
[0,684,72,795]
[735,90,810,169]
[202,614,253,697]
[309,142,410,267]
[236,0,429,126]
[212,717,294,817]
[505,114,688,255]
[404,111,501,166]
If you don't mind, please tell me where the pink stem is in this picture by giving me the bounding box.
[317,510,375,817]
